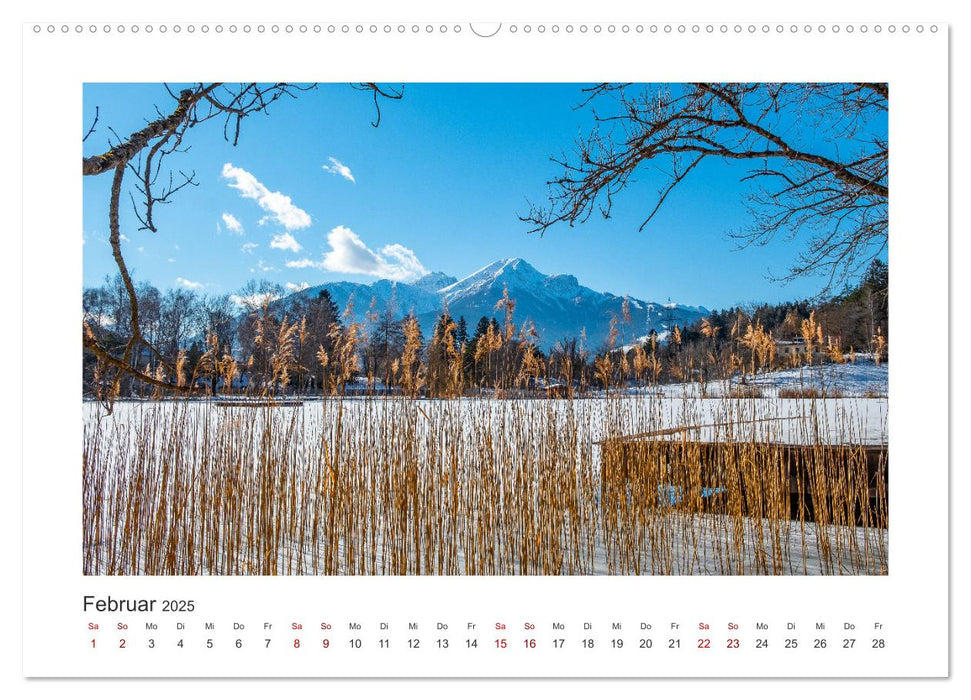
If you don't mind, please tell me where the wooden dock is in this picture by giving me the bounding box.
[214,399,305,408]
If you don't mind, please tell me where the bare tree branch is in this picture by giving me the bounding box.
[351,82,404,127]
[83,86,217,176]
[82,106,99,143]
[83,327,200,394]
[521,82,888,292]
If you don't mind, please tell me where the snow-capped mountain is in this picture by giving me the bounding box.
[289,258,708,350]
[296,274,443,318]
[413,271,458,292]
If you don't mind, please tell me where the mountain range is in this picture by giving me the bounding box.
[288,258,709,351]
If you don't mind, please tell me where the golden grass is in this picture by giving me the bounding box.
[82,395,887,576]
[778,387,845,399]
[726,386,764,399]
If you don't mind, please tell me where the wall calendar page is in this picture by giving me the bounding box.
[16,0,961,696]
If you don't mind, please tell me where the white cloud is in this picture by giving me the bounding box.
[285,225,427,282]
[285,258,319,269]
[241,242,258,254]
[221,212,244,235]
[270,232,302,252]
[167,258,176,263]
[285,281,310,292]
[119,234,131,242]
[254,260,279,273]
[221,162,312,231]
[176,277,204,290]
[322,156,355,183]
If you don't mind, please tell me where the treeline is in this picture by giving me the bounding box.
[82,260,888,400]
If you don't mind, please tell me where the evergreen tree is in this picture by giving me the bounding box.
[427,311,459,396]
[304,289,342,392]
[463,316,491,386]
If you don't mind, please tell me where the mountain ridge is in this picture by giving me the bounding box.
[290,258,708,350]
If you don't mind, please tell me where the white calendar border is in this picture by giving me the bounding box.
[13,0,962,696]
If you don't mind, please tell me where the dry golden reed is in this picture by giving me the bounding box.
[82,394,887,576]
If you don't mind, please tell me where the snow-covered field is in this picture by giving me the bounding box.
[615,359,888,400]
[729,359,887,396]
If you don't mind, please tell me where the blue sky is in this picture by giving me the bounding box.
[82,83,887,309]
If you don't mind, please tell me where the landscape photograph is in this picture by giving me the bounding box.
[81,82,889,576]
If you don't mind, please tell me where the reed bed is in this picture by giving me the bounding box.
[778,387,846,399]
[82,395,887,576]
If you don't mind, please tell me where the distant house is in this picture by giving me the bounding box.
[340,376,400,397]
[545,383,570,399]
[775,338,805,355]
[192,373,252,392]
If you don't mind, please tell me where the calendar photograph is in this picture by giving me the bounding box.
[81,81,890,578]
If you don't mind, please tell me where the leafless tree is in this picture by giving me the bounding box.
[82,82,402,402]
[522,83,888,292]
